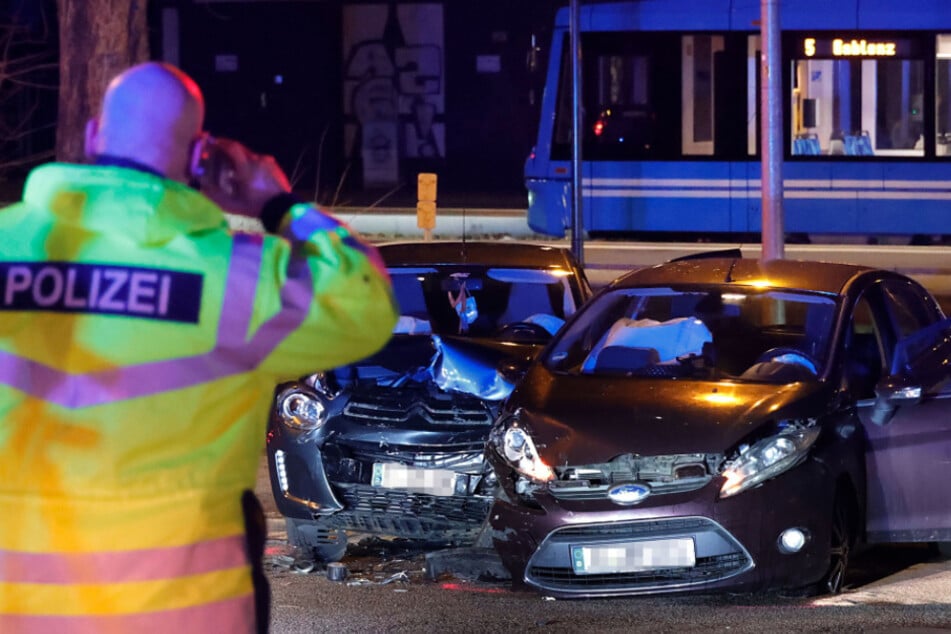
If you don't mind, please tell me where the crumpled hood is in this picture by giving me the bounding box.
[350,333,539,401]
[316,335,540,444]
[351,335,439,375]
[511,368,828,465]
[431,335,536,400]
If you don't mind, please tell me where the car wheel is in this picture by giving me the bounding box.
[821,488,857,595]
[935,543,951,560]
[286,517,348,563]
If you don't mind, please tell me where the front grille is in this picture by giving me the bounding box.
[526,517,753,595]
[530,552,749,587]
[549,454,721,502]
[553,517,708,538]
[320,442,488,490]
[347,446,485,471]
[344,385,494,426]
[323,483,492,541]
[549,477,711,500]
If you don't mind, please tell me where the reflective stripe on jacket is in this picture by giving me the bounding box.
[0,164,397,631]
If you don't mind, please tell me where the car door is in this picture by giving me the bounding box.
[856,280,951,543]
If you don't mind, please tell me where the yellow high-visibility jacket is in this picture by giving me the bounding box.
[0,164,397,632]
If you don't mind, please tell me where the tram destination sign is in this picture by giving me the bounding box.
[799,35,917,59]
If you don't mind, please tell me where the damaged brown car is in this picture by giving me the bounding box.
[487,256,951,598]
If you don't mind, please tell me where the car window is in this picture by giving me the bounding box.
[545,286,836,381]
[390,267,578,337]
[882,279,942,340]
[891,317,951,381]
[843,296,887,400]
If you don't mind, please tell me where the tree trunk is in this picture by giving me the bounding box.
[55,0,149,162]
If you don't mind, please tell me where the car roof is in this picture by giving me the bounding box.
[612,257,880,295]
[377,241,578,269]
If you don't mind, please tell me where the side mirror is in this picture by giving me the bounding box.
[870,376,922,426]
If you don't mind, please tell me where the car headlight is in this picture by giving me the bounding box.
[492,416,554,483]
[719,424,820,499]
[303,372,338,398]
[278,389,327,430]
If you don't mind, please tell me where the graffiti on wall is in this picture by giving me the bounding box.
[343,3,445,187]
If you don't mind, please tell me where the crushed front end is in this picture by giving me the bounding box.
[484,397,847,599]
[266,335,522,560]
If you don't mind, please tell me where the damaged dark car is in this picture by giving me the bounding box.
[267,241,590,561]
[487,256,951,598]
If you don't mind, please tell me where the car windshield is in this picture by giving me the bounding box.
[389,266,578,338]
[544,286,837,382]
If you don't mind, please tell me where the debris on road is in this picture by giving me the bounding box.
[424,546,511,582]
[265,534,512,592]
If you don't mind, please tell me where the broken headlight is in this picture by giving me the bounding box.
[278,388,327,430]
[719,421,820,499]
[303,372,339,398]
[491,414,554,483]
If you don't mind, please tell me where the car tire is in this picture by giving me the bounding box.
[935,542,951,560]
[286,517,348,563]
[819,486,858,595]
[786,484,858,598]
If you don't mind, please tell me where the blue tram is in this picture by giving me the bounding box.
[525,0,951,241]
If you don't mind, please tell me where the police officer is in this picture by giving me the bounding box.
[0,62,397,633]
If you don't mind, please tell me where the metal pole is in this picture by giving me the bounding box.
[570,0,584,265]
[760,0,785,260]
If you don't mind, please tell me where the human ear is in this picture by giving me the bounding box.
[84,118,100,160]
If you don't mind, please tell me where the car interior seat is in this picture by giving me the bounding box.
[593,346,661,374]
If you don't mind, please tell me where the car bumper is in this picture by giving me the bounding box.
[268,431,492,542]
[489,459,837,598]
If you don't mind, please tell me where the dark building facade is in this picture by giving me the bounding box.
[0,0,58,179]
[154,1,559,206]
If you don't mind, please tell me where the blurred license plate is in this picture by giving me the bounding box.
[371,463,458,497]
[571,538,696,575]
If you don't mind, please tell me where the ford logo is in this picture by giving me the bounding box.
[607,482,651,505]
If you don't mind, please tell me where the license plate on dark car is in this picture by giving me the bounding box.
[371,463,458,497]
[571,538,696,575]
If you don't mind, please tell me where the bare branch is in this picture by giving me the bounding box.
[0,8,58,177]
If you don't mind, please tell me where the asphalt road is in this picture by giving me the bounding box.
[264,566,951,634]
[255,457,951,634]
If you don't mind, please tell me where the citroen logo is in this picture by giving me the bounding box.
[607,482,651,505]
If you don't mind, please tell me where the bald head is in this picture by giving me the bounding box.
[86,62,205,183]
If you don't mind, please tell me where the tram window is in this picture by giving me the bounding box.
[877,60,924,154]
[747,36,759,157]
[553,38,572,153]
[789,36,924,158]
[682,35,724,155]
[552,33,682,160]
[938,35,951,157]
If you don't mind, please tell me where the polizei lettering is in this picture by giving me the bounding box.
[0,262,203,323]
